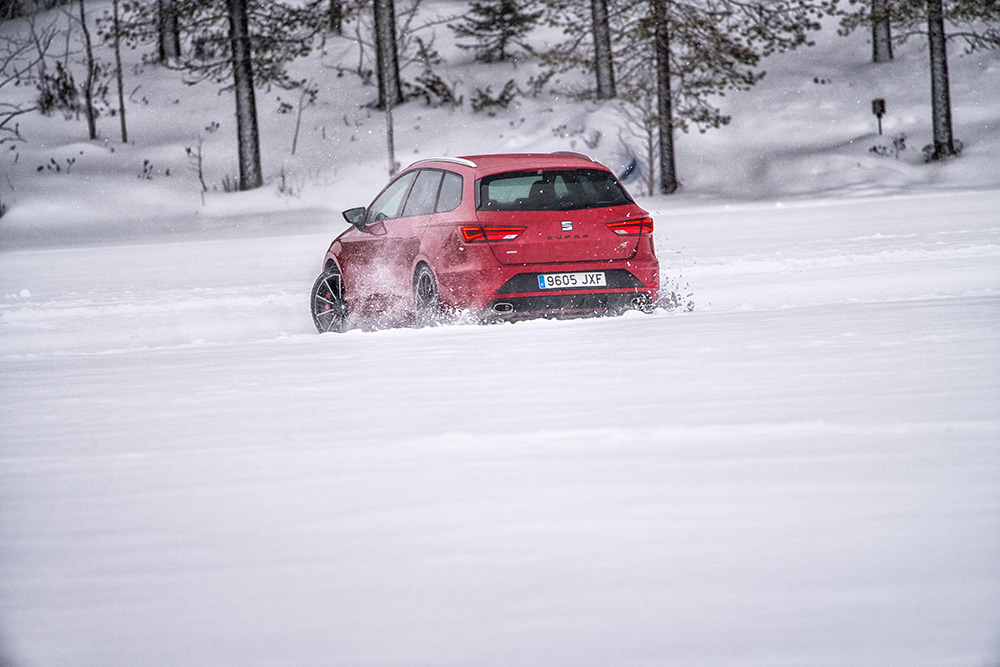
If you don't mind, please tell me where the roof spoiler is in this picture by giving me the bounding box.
[409,156,478,168]
[550,151,596,162]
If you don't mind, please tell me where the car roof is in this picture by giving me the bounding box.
[407,152,608,178]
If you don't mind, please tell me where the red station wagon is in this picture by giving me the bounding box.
[310,152,660,332]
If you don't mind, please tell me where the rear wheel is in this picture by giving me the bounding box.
[311,265,348,333]
[413,264,443,327]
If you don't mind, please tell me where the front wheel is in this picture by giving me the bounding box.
[311,265,348,333]
[413,264,443,327]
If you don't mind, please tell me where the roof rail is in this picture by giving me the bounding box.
[410,156,478,168]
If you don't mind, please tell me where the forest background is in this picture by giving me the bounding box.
[1,0,998,219]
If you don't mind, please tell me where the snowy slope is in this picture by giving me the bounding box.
[2,2,1000,666]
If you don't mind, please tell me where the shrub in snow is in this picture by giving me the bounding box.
[405,38,462,108]
[471,80,519,113]
[36,156,75,173]
[869,133,908,159]
[36,61,79,119]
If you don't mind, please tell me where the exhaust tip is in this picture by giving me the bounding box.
[492,302,514,313]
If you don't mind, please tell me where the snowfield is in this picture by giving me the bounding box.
[2,1,1000,665]
[3,190,998,667]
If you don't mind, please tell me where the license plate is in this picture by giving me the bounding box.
[537,271,607,290]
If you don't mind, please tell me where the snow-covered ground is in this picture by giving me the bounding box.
[2,3,999,666]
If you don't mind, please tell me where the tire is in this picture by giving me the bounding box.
[413,264,443,327]
[311,265,348,333]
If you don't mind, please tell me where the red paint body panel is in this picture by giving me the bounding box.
[317,153,659,326]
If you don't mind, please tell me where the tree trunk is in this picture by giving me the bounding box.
[645,117,656,196]
[329,0,343,34]
[112,0,127,143]
[871,0,892,63]
[653,0,677,194]
[158,0,181,62]
[79,0,97,140]
[591,0,616,99]
[227,0,263,190]
[373,0,402,108]
[375,0,396,177]
[384,83,396,177]
[926,0,956,159]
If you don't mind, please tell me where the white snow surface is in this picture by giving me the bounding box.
[2,3,1000,666]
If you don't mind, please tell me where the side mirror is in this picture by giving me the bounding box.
[342,206,367,230]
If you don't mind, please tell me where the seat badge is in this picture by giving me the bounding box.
[561,220,573,231]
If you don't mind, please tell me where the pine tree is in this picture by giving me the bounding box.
[539,0,618,99]
[158,0,180,62]
[839,0,999,62]
[629,0,835,194]
[111,0,128,142]
[917,0,998,159]
[591,0,615,98]
[111,0,323,190]
[542,0,835,192]
[652,0,674,193]
[841,0,998,161]
[78,0,97,140]
[226,0,261,190]
[872,0,894,62]
[373,0,402,108]
[838,0,895,62]
[113,0,321,88]
[373,0,400,176]
[451,0,543,63]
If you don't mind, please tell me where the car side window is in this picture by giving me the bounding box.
[367,171,417,223]
[436,171,463,213]
[402,170,444,218]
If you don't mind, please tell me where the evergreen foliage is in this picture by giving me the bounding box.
[451,0,543,62]
[1,0,74,20]
[545,0,834,131]
[106,0,327,190]
[1,0,20,19]
[111,0,324,88]
[838,0,1000,52]
[839,0,998,162]
[542,0,835,193]
[407,37,463,107]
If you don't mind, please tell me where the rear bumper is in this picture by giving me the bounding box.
[483,290,655,321]
[436,253,659,320]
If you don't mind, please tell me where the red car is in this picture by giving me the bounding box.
[310,152,659,332]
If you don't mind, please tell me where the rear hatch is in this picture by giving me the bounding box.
[474,207,644,265]
[471,167,649,266]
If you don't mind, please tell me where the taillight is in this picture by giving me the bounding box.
[607,218,654,235]
[460,226,526,243]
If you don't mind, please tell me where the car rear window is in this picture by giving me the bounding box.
[477,168,633,211]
